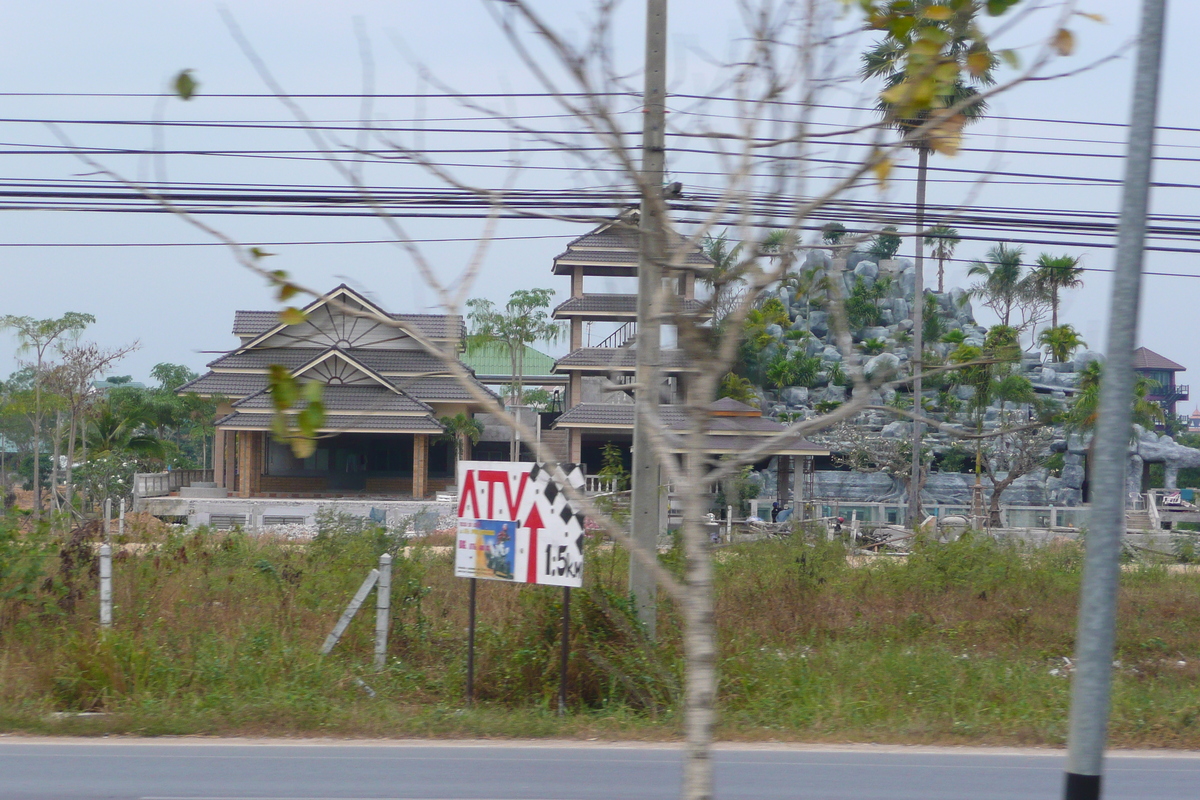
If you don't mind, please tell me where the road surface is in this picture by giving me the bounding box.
[0,738,1197,799]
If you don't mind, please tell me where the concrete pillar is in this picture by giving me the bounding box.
[568,429,582,465]
[777,455,792,504]
[248,432,263,496]
[571,267,584,297]
[571,319,583,350]
[213,429,226,487]
[412,434,429,498]
[569,372,582,408]
[224,430,237,491]
[237,432,250,498]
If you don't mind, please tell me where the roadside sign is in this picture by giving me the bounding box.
[455,461,586,588]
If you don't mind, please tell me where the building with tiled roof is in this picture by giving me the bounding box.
[180,284,495,498]
[1132,346,1189,421]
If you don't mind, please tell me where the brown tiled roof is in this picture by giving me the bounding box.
[554,347,696,373]
[553,403,685,428]
[231,309,463,341]
[207,346,457,376]
[232,386,431,414]
[177,372,268,398]
[216,410,444,433]
[393,375,500,404]
[552,402,827,454]
[553,294,705,319]
[1133,347,1185,372]
[552,220,714,275]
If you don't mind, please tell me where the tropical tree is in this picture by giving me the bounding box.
[1038,324,1086,363]
[967,243,1027,327]
[438,412,484,474]
[0,313,94,518]
[925,224,960,293]
[865,226,902,261]
[1065,360,1163,437]
[700,231,745,326]
[1032,253,1084,329]
[862,1,1001,523]
[85,402,166,460]
[466,288,562,406]
[717,373,758,407]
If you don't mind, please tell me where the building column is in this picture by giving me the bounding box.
[237,432,250,498]
[224,430,237,491]
[569,372,582,408]
[213,429,226,487]
[412,434,429,498]
[571,266,584,297]
[777,455,792,505]
[248,432,264,496]
[568,429,582,465]
[571,319,583,350]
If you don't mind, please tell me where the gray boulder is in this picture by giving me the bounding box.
[854,260,879,281]
[864,352,900,380]
[781,386,809,407]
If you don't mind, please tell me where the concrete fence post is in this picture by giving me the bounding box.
[118,498,125,540]
[99,544,112,629]
[104,498,112,544]
[374,553,392,670]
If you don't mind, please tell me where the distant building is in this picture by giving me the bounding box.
[1188,408,1200,434]
[1132,346,1189,421]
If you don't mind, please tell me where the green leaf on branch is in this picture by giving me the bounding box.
[250,247,276,260]
[173,70,198,100]
[279,307,307,326]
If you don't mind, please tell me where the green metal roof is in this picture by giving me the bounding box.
[462,342,557,380]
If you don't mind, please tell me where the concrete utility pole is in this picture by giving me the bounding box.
[908,147,929,525]
[1063,2,1166,798]
[629,0,668,638]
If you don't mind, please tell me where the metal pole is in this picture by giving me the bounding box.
[98,544,112,629]
[466,577,477,706]
[374,553,392,670]
[629,0,668,639]
[908,148,929,526]
[1064,2,1166,798]
[558,586,570,716]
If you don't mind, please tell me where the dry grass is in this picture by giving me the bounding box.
[2,517,1200,747]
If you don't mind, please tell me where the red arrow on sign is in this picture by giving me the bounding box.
[524,503,545,584]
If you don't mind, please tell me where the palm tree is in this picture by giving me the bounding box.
[967,243,1026,327]
[1032,253,1084,329]
[85,404,166,460]
[438,412,484,475]
[1037,324,1086,363]
[924,225,960,293]
[862,3,999,524]
[1065,361,1163,437]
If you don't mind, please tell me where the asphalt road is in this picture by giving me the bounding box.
[1,738,1198,800]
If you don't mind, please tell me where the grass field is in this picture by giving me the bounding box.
[2,512,1200,747]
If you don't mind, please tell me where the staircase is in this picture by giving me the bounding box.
[1126,509,1153,531]
[538,428,570,463]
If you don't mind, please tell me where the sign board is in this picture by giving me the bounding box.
[455,461,586,588]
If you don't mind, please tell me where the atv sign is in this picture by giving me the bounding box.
[454,461,586,588]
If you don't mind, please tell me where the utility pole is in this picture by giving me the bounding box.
[1063,2,1166,798]
[629,0,668,638]
[908,147,928,526]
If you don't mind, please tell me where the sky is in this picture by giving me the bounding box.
[1,0,1197,404]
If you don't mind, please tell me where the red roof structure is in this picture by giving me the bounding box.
[1132,347,1186,372]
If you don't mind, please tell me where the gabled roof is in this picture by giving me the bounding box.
[215,410,444,434]
[1133,347,1185,372]
[291,349,409,396]
[232,284,463,350]
[232,385,431,415]
[551,218,714,276]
